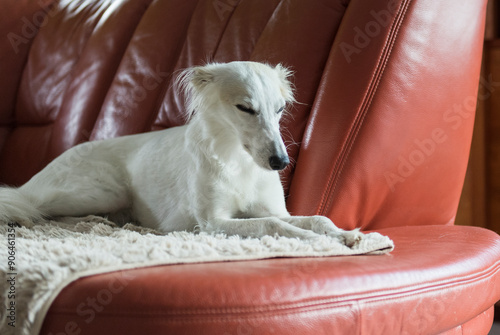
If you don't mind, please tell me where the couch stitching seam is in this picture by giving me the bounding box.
[48,260,500,318]
[317,0,413,216]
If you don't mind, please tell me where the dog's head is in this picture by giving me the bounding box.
[179,61,295,171]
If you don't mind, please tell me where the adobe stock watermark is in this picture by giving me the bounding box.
[50,129,94,175]
[213,0,238,22]
[384,74,500,192]
[220,260,321,335]
[339,0,399,63]
[8,0,57,54]
[45,271,136,335]
[46,64,169,175]
[113,64,170,120]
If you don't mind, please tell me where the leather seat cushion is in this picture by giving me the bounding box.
[40,225,500,335]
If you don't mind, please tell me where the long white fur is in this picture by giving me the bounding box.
[0,61,363,245]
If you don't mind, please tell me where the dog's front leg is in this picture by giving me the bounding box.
[280,215,364,247]
[201,217,321,239]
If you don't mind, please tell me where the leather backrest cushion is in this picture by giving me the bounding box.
[287,0,486,229]
[0,0,347,188]
[0,0,486,230]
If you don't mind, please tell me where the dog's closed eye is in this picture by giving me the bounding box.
[277,106,285,114]
[236,104,257,115]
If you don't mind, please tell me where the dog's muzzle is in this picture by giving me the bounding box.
[269,155,290,170]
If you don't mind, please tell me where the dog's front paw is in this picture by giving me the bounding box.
[335,229,364,248]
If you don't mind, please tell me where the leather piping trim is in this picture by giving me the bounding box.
[317,0,413,216]
[47,260,500,320]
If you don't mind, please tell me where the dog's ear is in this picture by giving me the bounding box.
[176,65,216,121]
[275,64,295,103]
[190,66,214,89]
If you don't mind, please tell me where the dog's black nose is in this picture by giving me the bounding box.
[269,155,290,170]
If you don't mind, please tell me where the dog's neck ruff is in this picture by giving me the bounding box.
[185,115,257,173]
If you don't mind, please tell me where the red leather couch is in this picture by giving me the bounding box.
[2,0,500,334]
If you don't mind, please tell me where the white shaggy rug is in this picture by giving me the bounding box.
[0,219,394,335]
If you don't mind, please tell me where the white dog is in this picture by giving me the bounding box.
[0,61,362,246]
